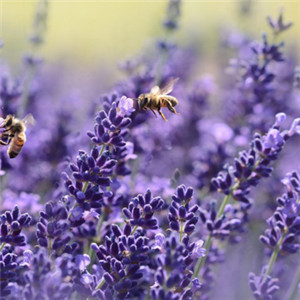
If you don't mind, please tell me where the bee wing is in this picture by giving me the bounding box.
[22,114,35,127]
[159,77,179,95]
[150,85,161,95]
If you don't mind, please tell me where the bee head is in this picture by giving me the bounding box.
[3,115,14,128]
[11,121,25,134]
[138,94,148,110]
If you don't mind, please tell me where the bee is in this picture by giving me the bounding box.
[137,78,179,121]
[0,114,34,158]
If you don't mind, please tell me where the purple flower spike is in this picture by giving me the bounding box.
[249,272,279,300]
[123,189,164,230]
[0,206,32,247]
[267,8,293,35]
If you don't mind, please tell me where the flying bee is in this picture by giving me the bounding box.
[137,78,179,121]
[0,114,35,158]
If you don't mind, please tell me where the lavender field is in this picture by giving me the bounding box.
[1,1,300,299]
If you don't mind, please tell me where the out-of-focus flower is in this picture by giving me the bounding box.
[249,271,279,300]
[267,8,293,35]
[1,190,42,215]
[75,254,90,271]
[163,0,181,30]
[294,66,300,88]
[211,122,234,144]
[118,96,135,116]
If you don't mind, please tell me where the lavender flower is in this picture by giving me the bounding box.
[249,171,300,299]
[151,234,204,299]
[91,225,150,299]
[0,251,18,298]
[211,113,300,204]
[168,185,198,237]
[249,270,279,300]
[0,206,32,249]
[163,0,181,30]
[36,202,70,252]
[267,8,293,36]
[1,3,300,300]
[63,148,116,217]
[123,189,164,230]
[87,102,131,148]
[199,202,241,238]
[222,10,295,137]
[21,249,74,300]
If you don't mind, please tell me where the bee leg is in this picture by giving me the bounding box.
[157,102,168,121]
[158,109,168,121]
[0,136,12,146]
[150,108,158,118]
[165,100,179,114]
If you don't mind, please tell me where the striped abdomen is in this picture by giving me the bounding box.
[159,95,178,107]
[8,132,26,158]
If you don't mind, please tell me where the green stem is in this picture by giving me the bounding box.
[285,258,300,300]
[193,194,231,279]
[95,278,105,290]
[0,229,13,252]
[179,220,184,242]
[48,238,52,257]
[216,194,231,218]
[82,181,88,192]
[263,233,286,281]
[131,225,138,235]
[129,209,148,236]
[99,144,105,156]
[193,234,212,279]
[193,158,273,281]
[0,242,5,252]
